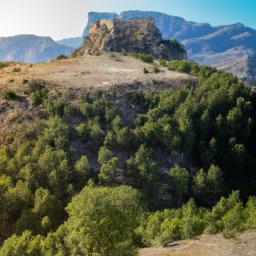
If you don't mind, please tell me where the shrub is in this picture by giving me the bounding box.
[124,52,154,63]
[0,62,7,69]
[31,90,47,106]
[12,67,21,72]
[4,90,17,100]
[28,80,46,93]
[143,67,149,74]
[22,79,29,84]
[55,55,68,60]
[151,65,160,73]
[75,123,90,142]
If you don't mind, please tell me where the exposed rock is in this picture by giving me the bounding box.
[75,18,186,60]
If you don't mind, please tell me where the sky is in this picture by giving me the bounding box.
[0,0,255,40]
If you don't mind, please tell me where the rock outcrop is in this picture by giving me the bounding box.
[74,18,186,60]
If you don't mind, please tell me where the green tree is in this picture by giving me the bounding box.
[74,155,90,188]
[64,186,142,256]
[168,164,189,206]
[126,145,159,205]
[0,231,42,256]
[99,157,118,185]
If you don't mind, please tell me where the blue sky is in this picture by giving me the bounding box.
[0,0,255,40]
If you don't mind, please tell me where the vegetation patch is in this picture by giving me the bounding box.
[0,62,8,69]
[4,90,18,100]
[124,52,154,63]
[55,54,68,60]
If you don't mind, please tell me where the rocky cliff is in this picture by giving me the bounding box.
[74,18,186,60]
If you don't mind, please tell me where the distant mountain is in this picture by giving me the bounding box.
[0,35,73,63]
[83,11,256,84]
[57,37,83,49]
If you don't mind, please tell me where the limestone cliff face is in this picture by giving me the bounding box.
[74,18,186,60]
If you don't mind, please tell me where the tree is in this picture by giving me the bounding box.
[64,186,142,256]
[99,157,118,185]
[193,165,224,206]
[168,164,189,207]
[126,145,159,205]
[74,155,90,188]
[0,231,42,256]
[98,146,114,166]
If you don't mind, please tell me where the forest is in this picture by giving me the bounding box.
[1,59,256,255]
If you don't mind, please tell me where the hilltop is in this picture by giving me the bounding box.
[80,11,256,84]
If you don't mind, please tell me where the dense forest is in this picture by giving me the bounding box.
[1,58,256,255]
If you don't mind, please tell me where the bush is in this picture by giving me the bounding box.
[143,67,149,74]
[4,90,17,100]
[28,80,46,93]
[152,65,160,73]
[75,123,90,142]
[0,62,7,69]
[55,55,68,60]
[31,90,48,106]
[124,52,154,63]
[12,67,21,72]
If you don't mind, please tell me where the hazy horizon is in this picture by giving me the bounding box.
[1,0,256,40]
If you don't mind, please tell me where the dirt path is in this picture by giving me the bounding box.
[139,231,256,256]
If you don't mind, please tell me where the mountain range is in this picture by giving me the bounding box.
[0,10,255,84]
[0,34,73,63]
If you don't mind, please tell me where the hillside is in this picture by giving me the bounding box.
[1,53,256,255]
[0,53,194,130]
[0,34,73,63]
[1,17,256,255]
[82,11,256,84]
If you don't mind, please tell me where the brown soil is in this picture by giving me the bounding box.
[0,53,195,92]
[139,231,256,256]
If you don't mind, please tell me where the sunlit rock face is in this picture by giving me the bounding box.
[75,18,186,60]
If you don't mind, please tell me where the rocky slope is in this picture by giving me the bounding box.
[82,11,256,84]
[0,35,73,63]
[74,18,186,60]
